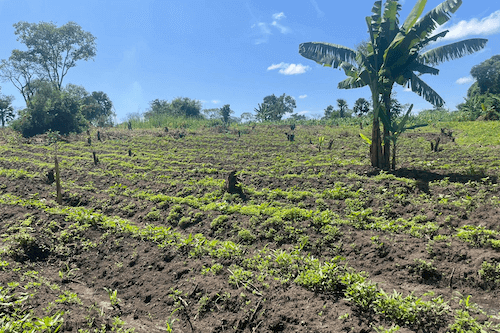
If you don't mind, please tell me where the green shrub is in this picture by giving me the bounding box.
[210,215,229,232]
[12,85,87,137]
[237,229,256,243]
[478,261,500,289]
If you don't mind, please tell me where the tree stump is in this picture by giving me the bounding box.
[225,171,245,199]
[46,169,55,184]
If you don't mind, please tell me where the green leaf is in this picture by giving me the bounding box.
[408,62,439,76]
[381,0,402,31]
[394,104,414,134]
[402,0,427,33]
[404,72,444,107]
[359,133,372,145]
[412,0,462,40]
[419,38,488,66]
[338,77,368,89]
[414,30,448,50]
[299,42,357,68]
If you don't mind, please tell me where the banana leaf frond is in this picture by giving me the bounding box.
[402,0,427,33]
[299,42,358,68]
[338,76,368,89]
[412,0,462,40]
[419,38,488,66]
[404,71,445,107]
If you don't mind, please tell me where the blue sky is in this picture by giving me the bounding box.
[0,0,499,121]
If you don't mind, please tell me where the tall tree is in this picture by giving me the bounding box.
[0,50,44,106]
[220,104,234,126]
[470,55,500,95]
[299,0,487,169]
[81,91,115,127]
[0,94,15,127]
[12,21,96,90]
[353,97,371,116]
[255,93,296,122]
[337,99,349,118]
[323,105,335,119]
[63,84,115,126]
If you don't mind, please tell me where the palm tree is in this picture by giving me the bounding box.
[337,99,349,118]
[299,0,487,169]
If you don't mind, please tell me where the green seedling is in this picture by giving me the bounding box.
[104,287,120,306]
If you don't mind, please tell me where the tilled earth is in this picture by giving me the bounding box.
[1,125,500,332]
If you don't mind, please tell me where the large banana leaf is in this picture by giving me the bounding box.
[402,0,427,33]
[338,76,368,89]
[369,0,383,40]
[408,61,439,75]
[412,0,462,40]
[414,30,448,50]
[419,38,488,66]
[380,0,402,32]
[298,42,357,68]
[404,71,444,107]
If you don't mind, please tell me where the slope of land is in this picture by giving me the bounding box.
[0,123,499,332]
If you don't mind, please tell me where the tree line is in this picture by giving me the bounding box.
[0,21,115,136]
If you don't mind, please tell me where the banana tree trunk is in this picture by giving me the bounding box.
[370,90,383,169]
[382,92,392,170]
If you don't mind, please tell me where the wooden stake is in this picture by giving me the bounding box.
[55,155,62,205]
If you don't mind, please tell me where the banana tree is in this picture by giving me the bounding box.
[299,0,488,169]
[380,104,428,169]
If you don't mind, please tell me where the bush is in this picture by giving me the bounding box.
[11,85,87,137]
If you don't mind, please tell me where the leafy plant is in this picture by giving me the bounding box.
[103,287,120,307]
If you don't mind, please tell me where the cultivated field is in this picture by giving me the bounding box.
[1,123,500,332]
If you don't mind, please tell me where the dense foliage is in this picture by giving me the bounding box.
[144,97,203,119]
[0,94,15,128]
[11,83,87,137]
[254,93,296,122]
[0,21,96,106]
[458,54,500,120]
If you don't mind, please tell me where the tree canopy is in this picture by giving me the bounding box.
[470,54,500,95]
[11,82,87,137]
[0,93,15,127]
[0,21,96,107]
[144,97,202,119]
[353,98,371,116]
[13,21,97,91]
[254,93,296,122]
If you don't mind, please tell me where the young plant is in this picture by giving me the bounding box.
[104,287,120,307]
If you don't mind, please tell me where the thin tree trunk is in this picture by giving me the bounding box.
[392,140,396,170]
[382,92,392,170]
[370,90,384,169]
[370,118,382,168]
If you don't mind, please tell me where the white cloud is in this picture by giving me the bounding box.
[437,10,500,41]
[211,100,221,104]
[272,21,291,34]
[251,22,272,44]
[272,12,286,20]
[299,94,308,99]
[267,62,311,75]
[309,0,324,18]
[456,76,474,85]
[297,110,310,115]
[267,63,285,70]
[251,11,291,44]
